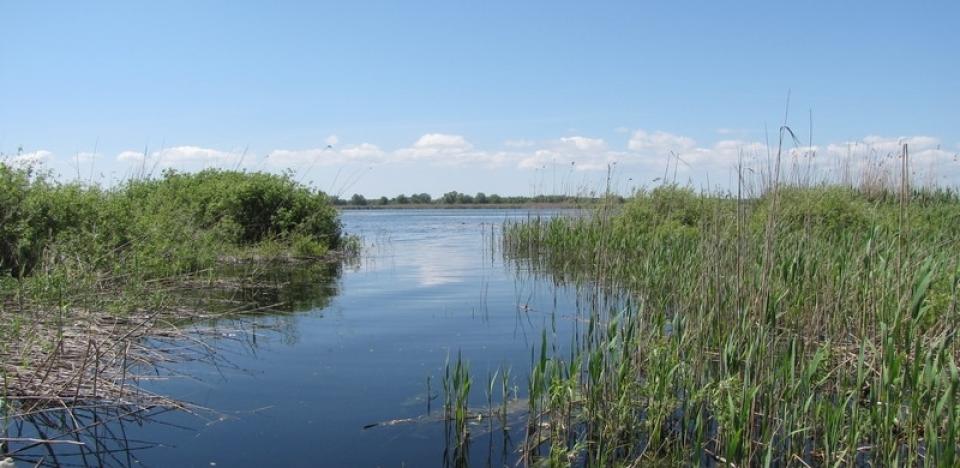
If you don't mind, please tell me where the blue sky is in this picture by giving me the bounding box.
[2,1,958,196]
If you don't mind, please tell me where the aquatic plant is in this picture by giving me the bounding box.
[501,151,960,465]
[0,165,349,448]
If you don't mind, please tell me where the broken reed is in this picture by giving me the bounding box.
[0,167,350,455]
[500,177,960,463]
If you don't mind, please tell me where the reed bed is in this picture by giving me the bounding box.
[497,152,960,465]
[0,166,352,459]
[0,260,347,462]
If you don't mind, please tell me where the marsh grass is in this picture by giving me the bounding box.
[498,150,960,465]
[0,165,350,453]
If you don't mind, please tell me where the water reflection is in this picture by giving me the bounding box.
[2,260,347,467]
[3,406,176,467]
[3,209,585,467]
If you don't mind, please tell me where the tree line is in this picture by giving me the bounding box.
[331,191,622,206]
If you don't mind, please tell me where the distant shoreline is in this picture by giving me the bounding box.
[338,202,608,210]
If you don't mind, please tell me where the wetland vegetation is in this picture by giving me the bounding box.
[494,149,960,465]
[3,144,960,467]
[0,166,350,441]
[334,192,624,209]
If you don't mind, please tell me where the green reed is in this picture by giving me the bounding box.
[444,351,474,449]
[502,183,960,466]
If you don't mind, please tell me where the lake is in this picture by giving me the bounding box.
[7,209,597,467]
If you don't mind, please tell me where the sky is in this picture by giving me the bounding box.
[1,1,958,197]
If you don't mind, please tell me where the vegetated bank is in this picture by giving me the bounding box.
[0,166,352,415]
[333,191,626,209]
[501,181,960,466]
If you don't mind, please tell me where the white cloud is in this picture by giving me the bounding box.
[157,146,241,165]
[116,146,244,168]
[517,137,618,171]
[267,143,386,167]
[787,145,818,158]
[75,151,98,163]
[559,136,606,152]
[628,130,697,154]
[5,150,53,167]
[394,134,510,167]
[117,150,147,163]
[826,135,941,158]
[414,133,472,150]
[99,131,960,189]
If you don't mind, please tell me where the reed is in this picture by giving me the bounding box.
[500,151,960,465]
[0,165,350,450]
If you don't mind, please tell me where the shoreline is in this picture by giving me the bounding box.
[337,202,615,210]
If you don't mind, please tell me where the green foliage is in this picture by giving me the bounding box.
[616,185,705,238]
[350,193,367,206]
[335,190,621,207]
[755,185,871,236]
[0,166,342,280]
[503,185,960,466]
[410,192,431,204]
[0,166,107,276]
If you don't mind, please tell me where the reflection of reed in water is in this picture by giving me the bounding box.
[1,259,347,465]
[4,404,175,467]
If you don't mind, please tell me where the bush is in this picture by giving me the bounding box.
[752,186,871,236]
[0,166,342,279]
[616,185,704,237]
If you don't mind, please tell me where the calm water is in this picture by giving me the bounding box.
[9,209,591,467]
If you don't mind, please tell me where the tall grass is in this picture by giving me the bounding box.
[502,172,960,465]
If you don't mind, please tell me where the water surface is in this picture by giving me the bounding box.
[10,209,588,467]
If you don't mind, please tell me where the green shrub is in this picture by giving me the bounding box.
[616,185,704,239]
[0,166,343,279]
[752,186,871,236]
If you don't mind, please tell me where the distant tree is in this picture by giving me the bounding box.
[442,191,459,204]
[410,193,432,204]
[378,196,389,205]
[350,193,368,206]
[475,192,487,204]
[331,196,347,206]
[396,194,410,204]
[457,193,473,204]
[488,194,502,204]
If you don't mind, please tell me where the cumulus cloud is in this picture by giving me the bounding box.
[102,131,959,189]
[518,136,619,171]
[819,135,960,185]
[117,150,147,163]
[826,135,941,158]
[116,146,244,169]
[560,136,606,152]
[157,146,241,165]
[320,130,776,175]
[393,133,510,167]
[267,143,385,167]
[5,150,53,167]
[413,133,472,149]
[628,130,697,154]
